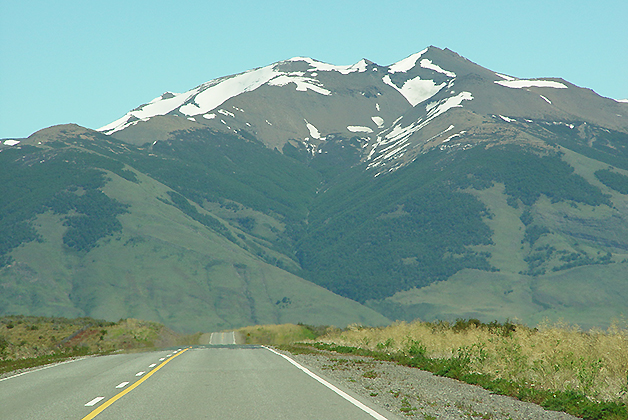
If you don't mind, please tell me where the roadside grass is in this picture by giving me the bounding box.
[236,323,332,345]
[0,315,196,376]
[285,319,628,420]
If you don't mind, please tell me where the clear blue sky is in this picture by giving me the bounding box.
[1,0,627,139]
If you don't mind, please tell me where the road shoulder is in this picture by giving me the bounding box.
[279,348,578,420]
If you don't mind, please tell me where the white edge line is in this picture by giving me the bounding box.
[85,396,105,407]
[263,346,390,420]
[0,357,87,382]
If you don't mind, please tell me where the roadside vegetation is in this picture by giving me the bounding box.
[272,319,628,420]
[0,315,198,376]
[237,323,330,345]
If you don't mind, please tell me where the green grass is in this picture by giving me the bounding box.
[468,184,528,273]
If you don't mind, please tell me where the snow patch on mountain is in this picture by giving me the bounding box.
[3,140,20,146]
[495,79,568,89]
[495,73,515,81]
[288,57,368,75]
[203,113,216,119]
[367,91,473,171]
[99,89,198,134]
[383,75,445,107]
[442,130,466,143]
[499,115,516,123]
[372,116,384,128]
[426,92,474,119]
[347,126,373,133]
[539,95,552,104]
[218,109,235,117]
[424,125,455,143]
[180,65,278,116]
[388,48,428,73]
[420,59,456,78]
[268,74,331,95]
[99,61,336,134]
[305,120,325,140]
[616,99,628,103]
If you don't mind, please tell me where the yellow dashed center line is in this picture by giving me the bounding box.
[81,347,189,420]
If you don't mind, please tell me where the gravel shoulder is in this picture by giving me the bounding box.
[283,348,579,420]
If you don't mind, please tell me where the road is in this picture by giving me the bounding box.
[0,344,400,419]
[209,331,237,345]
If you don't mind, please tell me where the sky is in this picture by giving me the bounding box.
[1,0,627,139]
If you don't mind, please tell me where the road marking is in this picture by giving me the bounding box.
[159,358,165,361]
[85,397,105,407]
[148,363,157,368]
[209,331,236,345]
[115,382,129,389]
[264,346,390,420]
[81,348,190,420]
[135,371,145,376]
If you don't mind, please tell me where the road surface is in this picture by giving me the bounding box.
[0,345,400,419]
[209,331,237,345]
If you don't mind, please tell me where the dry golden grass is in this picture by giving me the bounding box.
[318,319,628,403]
[237,323,321,345]
[0,316,192,361]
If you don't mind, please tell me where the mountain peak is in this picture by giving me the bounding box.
[284,56,369,74]
[388,48,429,73]
[98,46,628,175]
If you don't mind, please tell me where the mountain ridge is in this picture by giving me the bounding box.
[2,46,628,331]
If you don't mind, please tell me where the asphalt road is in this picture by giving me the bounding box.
[209,331,237,345]
[0,345,400,419]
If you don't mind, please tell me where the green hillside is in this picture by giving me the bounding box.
[367,263,628,330]
[296,144,616,301]
[0,126,389,332]
[2,118,628,331]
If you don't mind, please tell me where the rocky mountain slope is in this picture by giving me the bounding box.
[2,46,628,331]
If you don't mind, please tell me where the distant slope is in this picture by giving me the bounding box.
[367,263,628,330]
[0,125,389,332]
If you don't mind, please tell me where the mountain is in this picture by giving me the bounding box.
[2,46,628,331]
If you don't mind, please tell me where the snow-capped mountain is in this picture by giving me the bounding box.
[99,46,628,177]
[4,46,628,332]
